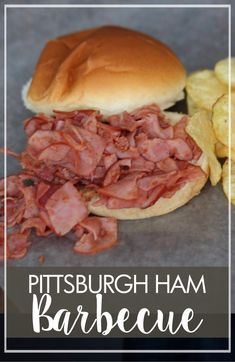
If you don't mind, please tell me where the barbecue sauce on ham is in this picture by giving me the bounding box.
[0,105,204,259]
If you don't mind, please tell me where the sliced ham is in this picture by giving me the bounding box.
[106,195,140,209]
[38,143,71,162]
[61,130,85,151]
[63,125,106,176]
[21,217,49,236]
[174,117,202,160]
[38,145,79,177]
[105,143,139,159]
[162,165,205,198]
[27,130,63,155]
[137,171,177,191]
[175,160,189,170]
[113,135,129,151]
[18,106,201,187]
[54,110,86,119]
[103,154,118,170]
[79,128,106,164]
[108,112,142,132]
[186,136,202,160]
[156,158,179,172]
[142,114,174,139]
[0,147,21,160]
[91,166,106,181]
[131,104,161,119]
[80,113,98,133]
[73,217,117,254]
[54,109,97,122]
[126,130,136,149]
[142,185,166,208]
[1,175,20,197]
[60,133,96,177]
[17,173,39,187]
[2,105,205,258]
[36,183,61,208]
[130,157,155,173]
[115,147,140,159]
[4,198,25,227]
[45,181,88,235]
[106,185,165,209]
[177,164,206,183]
[79,217,102,240]
[139,139,170,162]
[97,122,120,140]
[24,114,54,136]
[77,145,98,176]
[7,230,31,259]
[36,182,51,203]
[20,186,39,219]
[1,174,39,228]
[98,173,142,200]
[167,138,193,161]
[103,159,131,187]
[20,152,55,182]
[135,132,148,147]
[74,224,85,239]
[174,116,188,139]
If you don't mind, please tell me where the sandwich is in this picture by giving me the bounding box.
[22,25,208,217]
[1,26,209,258]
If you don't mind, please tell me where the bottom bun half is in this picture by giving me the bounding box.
[88,112,209,220]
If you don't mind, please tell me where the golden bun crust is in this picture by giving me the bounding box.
[23,26,186,116]
[88,112,209,220]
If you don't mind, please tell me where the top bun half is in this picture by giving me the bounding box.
[23,26,186,117]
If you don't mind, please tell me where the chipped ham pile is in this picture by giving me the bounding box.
[0,105,205,259]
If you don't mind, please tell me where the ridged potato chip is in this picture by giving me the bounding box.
[222,159,235,205]
[186,110,221,185]
[215,141,235,162]
[187,95,201,116]
[186,70,227,111]
[215,58,235,88]
[212,93,235,149]
[187,95,211,118]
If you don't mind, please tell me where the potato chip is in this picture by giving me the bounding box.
[186,70,227,111]
[215,58,235,88]
[222,159,235,205]
[187,94,211,118]
[212,93,235,149]
[215,141,235,162]
[186,110,222,185]
[187,95,201,116]
[215,141,226,158]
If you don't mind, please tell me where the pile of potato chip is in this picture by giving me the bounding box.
[186,58,235,205]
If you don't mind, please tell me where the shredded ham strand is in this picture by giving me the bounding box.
[0,105,205,259]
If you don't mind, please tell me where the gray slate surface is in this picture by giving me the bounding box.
[0,1,234,309]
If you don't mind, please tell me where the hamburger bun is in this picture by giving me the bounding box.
[87,112,209,220]
[22,26,186,117]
